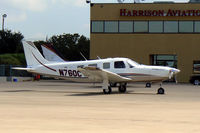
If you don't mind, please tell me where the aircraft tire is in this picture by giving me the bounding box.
[118,85,126,93]
[146,82,151,88]
[103,86,112,94]
[157,87,165,94]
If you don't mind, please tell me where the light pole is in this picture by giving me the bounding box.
[2,14,7,31]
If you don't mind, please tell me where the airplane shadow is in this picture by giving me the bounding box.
[67,91,157,96]
[38,84,68,87]
[86,85,145,89]
[1,90,35,93]
[0,89,157,96]
[67,91,121,96]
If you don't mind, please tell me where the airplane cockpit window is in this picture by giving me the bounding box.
[127,59,139,67]
[103,62,110,69]
[114,61,126,69]
[127,63,134,68]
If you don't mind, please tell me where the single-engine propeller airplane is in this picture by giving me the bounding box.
[14,41,180,94]
[41,43,153,88]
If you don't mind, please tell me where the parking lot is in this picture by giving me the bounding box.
[0,80,200,133]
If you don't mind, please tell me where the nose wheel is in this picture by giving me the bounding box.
[157,87,165,94]
[157,83,165,94]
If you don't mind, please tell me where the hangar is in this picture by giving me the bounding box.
[90,2,200,83]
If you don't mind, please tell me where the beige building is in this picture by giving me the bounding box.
[90,3,200,82]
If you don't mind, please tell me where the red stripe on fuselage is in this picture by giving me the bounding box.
[32,52,57,72]
[119,73,152,77]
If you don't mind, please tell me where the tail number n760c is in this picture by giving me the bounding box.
[59,69,82,77]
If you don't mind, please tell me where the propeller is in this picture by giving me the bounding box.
[169,69,180,83]
[169,70,174,79]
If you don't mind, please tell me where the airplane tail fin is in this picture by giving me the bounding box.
[22,41,49,67]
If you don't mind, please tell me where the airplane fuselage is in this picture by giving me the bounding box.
[28,57,178,83]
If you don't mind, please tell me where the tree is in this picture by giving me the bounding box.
[35,33,90,61]
[0,30,24,54]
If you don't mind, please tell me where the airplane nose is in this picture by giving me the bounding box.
[170,68,181,74]
[168,68,180,79]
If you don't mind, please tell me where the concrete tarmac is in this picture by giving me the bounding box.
[0,80,200,133]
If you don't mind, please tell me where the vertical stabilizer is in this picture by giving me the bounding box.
[22,41,49,67]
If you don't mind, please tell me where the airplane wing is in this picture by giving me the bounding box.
[78,66,131,83]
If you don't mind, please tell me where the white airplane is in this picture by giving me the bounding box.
[41,43,152,87]
[14,41,180,94]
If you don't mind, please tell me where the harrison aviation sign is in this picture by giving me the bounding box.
[120,9,200,17]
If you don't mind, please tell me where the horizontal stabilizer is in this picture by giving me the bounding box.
[12,67,34,71]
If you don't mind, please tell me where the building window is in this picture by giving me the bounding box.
[91,20,200,34]
[149,21,163,33]
[105,21,118,33]
[91,21,104,32]
[103,62,110,69]
[134,21,148,33]
[114,61,126,68]
[150,55,177,68]
[193,61,200,73]
[194,21,200,33]
[179,21,193,33]
[119,21,133,33]
[164,21,178,33]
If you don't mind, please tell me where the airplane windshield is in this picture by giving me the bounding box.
[127,59,139,67]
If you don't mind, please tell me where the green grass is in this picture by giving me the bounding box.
[0,53,26,65]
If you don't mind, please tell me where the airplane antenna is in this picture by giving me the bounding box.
[80,52,87,61]
[97,56,101,59]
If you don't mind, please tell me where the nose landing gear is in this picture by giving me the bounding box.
[157,88,165,94]
[157,83,165,94]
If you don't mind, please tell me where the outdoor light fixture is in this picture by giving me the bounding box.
[2,14,7,31]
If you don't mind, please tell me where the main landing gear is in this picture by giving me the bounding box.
[157,83,165,95]
[118,83,127,93]
[103,86,112,94]
[103,82,127,94]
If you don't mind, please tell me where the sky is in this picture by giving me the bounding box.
[0,0,117,41]
[0,0,188,41]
